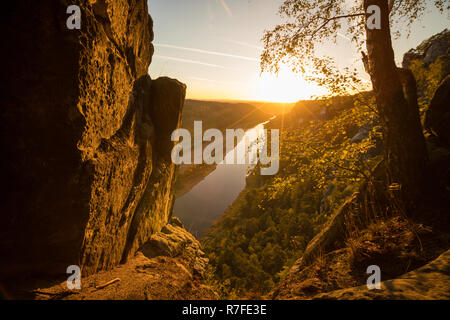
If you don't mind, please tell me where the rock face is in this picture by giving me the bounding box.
[141,217,210,278]
[1,0,185,277]
[402,29,449,69]
[424,75,450,144]
[402,28,449,100]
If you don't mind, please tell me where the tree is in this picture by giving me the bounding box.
[261,0,447,208]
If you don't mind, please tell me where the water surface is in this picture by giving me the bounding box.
[173,122,268,237]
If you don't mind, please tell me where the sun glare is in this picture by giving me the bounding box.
[255,66,325,103]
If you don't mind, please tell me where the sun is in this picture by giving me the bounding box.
[255,65,326,103]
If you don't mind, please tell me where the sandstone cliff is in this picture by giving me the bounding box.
[402,29,449,69]
[1,0,185,278]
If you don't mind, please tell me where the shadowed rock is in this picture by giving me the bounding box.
[402,29,449,69]
[314,249,450,300]
[425,75,450,144]
[0,0,185,278]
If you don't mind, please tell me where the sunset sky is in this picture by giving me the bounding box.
[147,0,449,102]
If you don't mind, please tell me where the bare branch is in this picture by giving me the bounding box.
[95,278,121,290]
[310,13,365,40]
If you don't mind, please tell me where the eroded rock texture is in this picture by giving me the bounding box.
[425,75,450,144]
[1,0,185,277]
[30,218,217,300]
[313,250,450,300]
[402,29,449,69]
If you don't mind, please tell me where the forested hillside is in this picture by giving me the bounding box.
[202,30,450,298]
[175,100,271,197]
[202,93,383,296]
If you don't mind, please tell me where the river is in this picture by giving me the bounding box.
[172,121,269,238]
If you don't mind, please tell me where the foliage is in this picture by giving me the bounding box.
[260,0,447,95]
[202,94,382,297]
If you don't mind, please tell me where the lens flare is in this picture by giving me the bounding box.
[255,65,326,103]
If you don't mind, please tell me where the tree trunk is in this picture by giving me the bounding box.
[363,0,428,209]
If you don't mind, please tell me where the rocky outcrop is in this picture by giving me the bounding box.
[1,0,185,278]
[402,29,449,69]
[313,249,450,300]
[424,75,450,144]
[140,217,209,278]
[403,29,449,100]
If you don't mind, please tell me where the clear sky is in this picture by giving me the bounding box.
[147,0,448,102]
